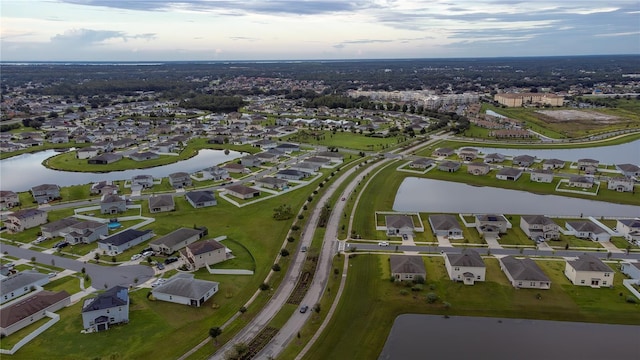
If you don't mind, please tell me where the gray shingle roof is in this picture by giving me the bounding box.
[99,229,153,246]
[386,215,414,229]
[148,194,174,208]
[0,271,49,296]
[566,221,607,234]
[186,239,224,256]
[568,254,613,272]
[447,248,485,267]
[152,274,218,300]
[429,214,461,231]
[500,256,550,282]
[185,191,216,203]
[151,228,203,248]
[0,290,70,328]
[82,286,128,312]
[390,255,426,275]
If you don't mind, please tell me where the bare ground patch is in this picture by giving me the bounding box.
[536,110,622,124]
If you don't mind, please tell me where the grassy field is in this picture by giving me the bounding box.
[283,129,406,151]
[44,138,258,172]
[304,254,640,360]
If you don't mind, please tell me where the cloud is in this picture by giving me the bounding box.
[59,0,373,15]
[50,29,156,45]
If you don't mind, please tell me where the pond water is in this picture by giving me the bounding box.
[393,178,640,217]
[0,149,243,192]
[379,314,640,360]
[470,139,640,164]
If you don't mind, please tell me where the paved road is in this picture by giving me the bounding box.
[0,243,155,288]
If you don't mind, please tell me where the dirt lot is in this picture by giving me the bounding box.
[536,109,622,123]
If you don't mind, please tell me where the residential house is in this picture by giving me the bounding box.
[467,162,490,176]
[530,169,554,183]
[76,147,100,160]
[512,155,535,167]
[150,227,207,255]
[180,239,227,271]
[0,190,19,209]
[568,175,594,188]
[129,151,159,162]
[475,214,510,238]
[390,255,426,282]
[444,249,486,285]
[185,191,217,208]
[255,152,279,163]
[64,221,109,245]
[428,214,463,238]
[81,286,129,332]
[616,219,640,244]
[496,167,522,181]
[564,254,614,287]
[131,174,154,189]
[458,147,479,161]
[240,155,263,167]
[0,290,70,337]
[315,151,344,163]
[225,185,260,200]
[484,153,505,163]
[409,158,434,169]
[223,163,248,174]
[275,169,308,181]
[151,273,219,307]
[88,153,122,164]
[499,256,551,289]
[255,177,288,190]
[620,261,640,279]
[543,158,565,170]
[434,147,455,157]
[616,163,640,178]
[148,194,175,213]
[385,215,414,236]
[90,181,119,196]
[41,217,83,238]
[275,143,300,153]
[520,215,560,241]
[97,229,154,255]
[100,194,127,215]
[607,178,634,192]
[578,158,599,173]
[305,156,332,168]
[565,221,611,242]
[31,184,60,204]
[290,162,320,173]
[6,209,48,233]
[1,271,50,304]
[201,166,229,181]
[438,161,461,172]
[168,172,192,189]
[253,139,277,149]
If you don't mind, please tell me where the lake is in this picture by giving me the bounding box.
[393,178,640,217]
[471,139,640,164]
[378,314,640,360]
[0,149,243,192]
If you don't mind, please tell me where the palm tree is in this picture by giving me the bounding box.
[209,327,222,346]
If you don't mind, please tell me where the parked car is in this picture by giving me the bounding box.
[299,305,309,313]
[48,272,57,278]
[131,254,142,261]
[156,263,165,270]
[301,246,308,252]
[54,241,69,249]
[378,241,389,247]
[142,250,154,257]
[35,236,47,244]
[402,234,408,240]
[164,257,179,265]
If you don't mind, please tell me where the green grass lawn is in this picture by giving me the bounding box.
[283,130,406,151]
[0,142,92,160]
[304,254,640,360]
[45,275,82,295]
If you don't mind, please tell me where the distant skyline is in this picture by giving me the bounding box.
[1,0,639,61]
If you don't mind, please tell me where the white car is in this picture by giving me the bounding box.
[131,254,142,261]
[378,241,389,247]
[142,251,154,257]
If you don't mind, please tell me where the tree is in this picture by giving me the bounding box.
[273,204,293,220]
[209,327,222,346]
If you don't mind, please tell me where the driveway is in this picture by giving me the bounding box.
[0,243,155,289]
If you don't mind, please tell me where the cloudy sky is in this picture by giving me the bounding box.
[1,0,639,61]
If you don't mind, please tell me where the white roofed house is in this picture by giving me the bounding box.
[444,249,486,285]
[6,209,48,233]
[151,273,219,307]
[180,239,227,271]
[81,286,129,332]
[564,254,614,288]
[499,256,551,289]
[76,147,100,160]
